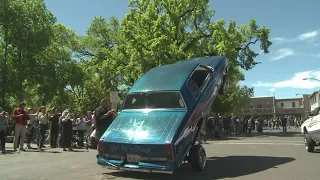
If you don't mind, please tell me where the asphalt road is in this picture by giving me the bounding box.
[1,128,319,180]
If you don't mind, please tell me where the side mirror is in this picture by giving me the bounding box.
[308,114,314,117]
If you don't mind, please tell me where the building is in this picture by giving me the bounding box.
[241,95,311,119]
[309,90,320,112]
[241,96,275,117]
[303,94,311,116]
[275,98,304,117]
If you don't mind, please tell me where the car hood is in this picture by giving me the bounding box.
[102,109,187,144]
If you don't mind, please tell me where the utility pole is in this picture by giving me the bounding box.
[272,93,276,116]
[2,27,8,107]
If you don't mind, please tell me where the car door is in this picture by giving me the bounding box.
[189,65,215,117]
[308,107,320,142]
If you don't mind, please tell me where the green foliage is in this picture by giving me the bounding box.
[0,0,272,114]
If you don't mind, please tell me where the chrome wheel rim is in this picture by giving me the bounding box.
[304,137,308,149]
[199,148,206,168]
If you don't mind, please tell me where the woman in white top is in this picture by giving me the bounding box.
[77,115,86,147]
[37,106,49,151]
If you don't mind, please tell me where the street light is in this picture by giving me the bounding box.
[303,78,320,82]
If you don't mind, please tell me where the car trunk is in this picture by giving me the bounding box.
[98,109,186,163]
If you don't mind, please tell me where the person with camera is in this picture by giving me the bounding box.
[0,107,8,154]
[60,109,73,151]
[49,108,59,148]
[13,102,30,152]
[94,99,114,140]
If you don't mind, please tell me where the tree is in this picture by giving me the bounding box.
[0,1,88,112]
[1,0,272,115]
[79,16,122,90]
[0,0,56,103]
[97,0,271,113]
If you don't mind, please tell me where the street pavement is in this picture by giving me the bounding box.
[1,128,320,180]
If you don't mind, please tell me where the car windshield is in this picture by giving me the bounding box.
[123,91,185,109]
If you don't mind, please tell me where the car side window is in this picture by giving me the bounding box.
[190,65,212,91]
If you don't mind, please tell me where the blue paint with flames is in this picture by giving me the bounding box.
[98,56,229,173]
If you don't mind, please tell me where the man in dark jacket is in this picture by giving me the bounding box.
[49,108,59,148]
[94,99,113,140]
[281,115,288,132]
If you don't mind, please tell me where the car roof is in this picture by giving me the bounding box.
[128,56,227,93]
[175,56,226,68]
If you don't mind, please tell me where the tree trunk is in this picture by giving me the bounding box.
[2,27,9,107]
[17,51,24,102]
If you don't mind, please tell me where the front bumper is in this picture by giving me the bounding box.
[97,155,174,174]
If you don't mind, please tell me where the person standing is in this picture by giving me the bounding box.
[84,111,93,135]
[91,111,96,131]
[60,109,73,151]
[77,115,86,147]
[223,115,230,135]
[281,115,288,133]
[0,107,8,154]
[94,99,113,140]
[243,117,248,133]
[247,116,253,135]
[287,116,291,129]
[26,108,37,149]
[72,114,79,136]
[37,106,49,151]
[49,108,59,148]
[13,102,30,152]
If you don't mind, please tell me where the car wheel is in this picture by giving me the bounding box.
[304,133,316,152]
[189,144,206,171]
[218,75,229,95]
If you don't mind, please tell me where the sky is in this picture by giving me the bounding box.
[45,0,320,99]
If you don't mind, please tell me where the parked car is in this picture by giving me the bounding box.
[97,56,229,174]
[301,107,320,152]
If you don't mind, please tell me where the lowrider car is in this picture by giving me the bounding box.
[97,56,229,174]
[301,107,320,152]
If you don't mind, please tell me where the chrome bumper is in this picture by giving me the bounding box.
[102,162,174,174]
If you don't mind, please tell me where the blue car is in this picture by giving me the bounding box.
[97,56,229,174]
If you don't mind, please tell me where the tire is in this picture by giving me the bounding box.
[304,133,316,152]
[189,144,206,171]
[218,75,229,95]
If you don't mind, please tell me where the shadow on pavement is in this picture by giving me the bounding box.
[204,137,242,144]
[313,149,320,153]
[68,150,87,153]
[0,150,16,155]
[106,155,295,180]
[228,131,302,138]
[258,131,302,137]
[20,150,62,153]
[219,137,242,140]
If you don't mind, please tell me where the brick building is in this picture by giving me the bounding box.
[240,95,311,119]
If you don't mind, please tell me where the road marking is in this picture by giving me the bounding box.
[212,142,304,146]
